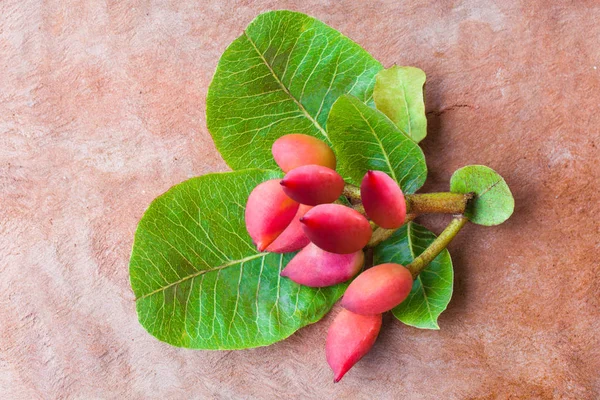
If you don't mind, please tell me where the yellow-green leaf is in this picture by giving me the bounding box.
[373,66,427,143]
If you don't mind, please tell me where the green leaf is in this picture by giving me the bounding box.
[326,94,427,193]
[373,222,453,330]
[450,165,514,226]
[130,169,345,349]
[373,66,427,143]
[207,10,383,170]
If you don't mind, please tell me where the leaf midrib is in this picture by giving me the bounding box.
[348,98,399,183]
[243,31,329,140]
[398,80,412,137]
[406,222,434,323]
[476,178,503,197]
[135,253,266,301]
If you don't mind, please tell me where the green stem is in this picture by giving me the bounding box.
[352,203,366,216]
[406,215,468,279]
[343,184,361,202]
[367,214,416,247]
[405,192,473,214]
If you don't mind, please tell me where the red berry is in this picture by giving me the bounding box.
[341,263,413,315]
[265,205,312,253]
[280,243,364,287]
[272,134,336,172]
[245,179,299,251]
[280,165,344,206]
[326,309,382,383]
[300,204,372,254]
[361,170,406,229]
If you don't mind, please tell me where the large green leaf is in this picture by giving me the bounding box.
[373,66,427,143]
[130,169,345,349]
[450,165,514,226]
[327,94,427,193]
[373,222,453,330]
[206,10,382,170]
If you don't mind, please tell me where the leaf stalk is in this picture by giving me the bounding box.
[367,214,416,247]
[406,215,468,279]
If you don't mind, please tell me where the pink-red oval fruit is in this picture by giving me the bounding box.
[341,263,413,315]
[272,134,336,173]
[326,309,382,383]
[280,243,364,287]
[300,204,372,254]
[280,165,344,206]
[245,179,299,252]
[265,205,312,253]
[361,170,406,229]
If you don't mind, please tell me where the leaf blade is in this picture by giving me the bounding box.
[327,94,427,193]
[130,169,345,349]
[207,10,383,170]
[450,165,515,226]
[373,66,427,143]
[373,222,453,330]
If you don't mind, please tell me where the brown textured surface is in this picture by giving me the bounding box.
[2,1,600,398]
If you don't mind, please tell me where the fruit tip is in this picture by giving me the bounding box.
[339,297,348,309]
[365,170,379,183]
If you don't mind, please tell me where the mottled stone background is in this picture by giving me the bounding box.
[1,0,599,398]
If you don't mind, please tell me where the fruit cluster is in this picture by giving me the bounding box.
[245,134,417,382]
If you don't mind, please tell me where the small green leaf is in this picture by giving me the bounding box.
[373,66,427,143]
[207,10,382,170]
[373,222,453,330]
[327,94,427,193]
[130,169,345,349]
[450,165,514,226]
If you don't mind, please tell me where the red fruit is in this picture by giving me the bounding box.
[280,165,344,206]
[272,134,336,173]
[326,309,382,383]
[341,263,413,315]
[265,205,312,253]
[300,204,372,254]
[280,243,364,287]
[360,170,406,229]
[245,179,299,252]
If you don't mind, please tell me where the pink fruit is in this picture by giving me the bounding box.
[280,243,364,287]
[265,205,312,253]
[300,204,372,254]
[280,165,345,206]
[360,170,406,229]
[341,263,413,315]
[272,134,336,173]
[326,309,382,383]
[245,179,299,252]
